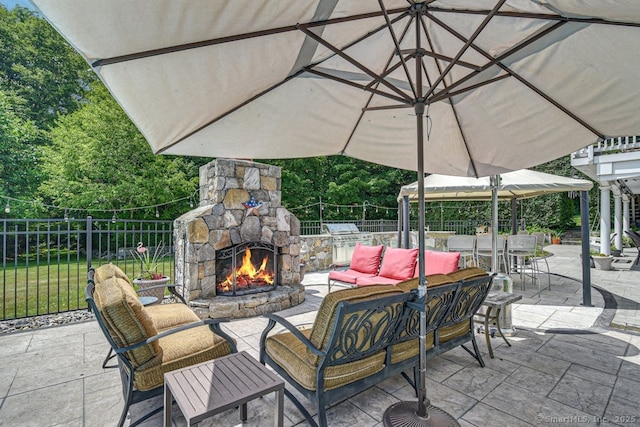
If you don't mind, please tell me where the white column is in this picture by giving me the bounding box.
[623,194,630,235]
[613,189,622,251]
[600,184,611,255]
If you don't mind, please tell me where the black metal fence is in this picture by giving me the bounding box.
[1,217,173,320]
[300,219,516,236]
[1,216,515,320]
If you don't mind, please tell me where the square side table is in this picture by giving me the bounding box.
[164,351,284,426]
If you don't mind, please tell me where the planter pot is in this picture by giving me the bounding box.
[611,249,622,257]
[592,256,613,271]
[133,276,169,303]
[551,237,561,245]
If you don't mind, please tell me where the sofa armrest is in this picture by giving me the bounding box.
[259,313,325,357]
[328,262,350,270]
[115,318,237,354]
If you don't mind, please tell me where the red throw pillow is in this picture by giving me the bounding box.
[378,247,419,280]
[349,243,384,274]
[425,250,460,275]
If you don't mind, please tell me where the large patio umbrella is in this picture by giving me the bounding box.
[32,1,640,425]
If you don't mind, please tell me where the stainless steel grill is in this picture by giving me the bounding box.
[323,223,374,264]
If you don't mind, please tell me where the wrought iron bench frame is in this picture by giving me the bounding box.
[259,274,493,427]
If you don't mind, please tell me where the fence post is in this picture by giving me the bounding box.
[86,216,92,271]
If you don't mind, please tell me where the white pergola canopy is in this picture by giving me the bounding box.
[398,169,594,202]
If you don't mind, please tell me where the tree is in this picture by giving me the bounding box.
[268,156,415,221]
[39,84,207,219]
[0,90,43,218]
[0,6,94,129]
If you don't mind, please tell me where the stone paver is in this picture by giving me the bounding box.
[0,244,638,426]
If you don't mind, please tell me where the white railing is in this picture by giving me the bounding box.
[572,136,640,159]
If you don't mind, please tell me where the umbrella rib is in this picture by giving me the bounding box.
[498,64,604,139]
[160,8,412,154]
[427,7,640,29]
[91,8,408,67]
[397,49,479,70]
[429,74,511,103]
[366,17,415,89]
[363,104,413,111]
[298,26,413,102]
[420,15,479,178]
[157,69,305,154]
[308,10,410,92]
[426,14,605,139]
[378,0,417,99]
[343,16,418,155]
[342,91,377,155]
[427,20,566,104]
[422,0,507,100]
[304,68,409,105]
[369,51,413,88]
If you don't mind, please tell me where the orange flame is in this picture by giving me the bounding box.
[220,248,274,289]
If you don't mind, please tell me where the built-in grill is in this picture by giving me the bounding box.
[323,223,374,264]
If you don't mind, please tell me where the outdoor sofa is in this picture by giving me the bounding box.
[327,242,461,291]
[260,266,492,427]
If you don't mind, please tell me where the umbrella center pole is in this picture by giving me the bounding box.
[415,100,428,419]
[384,10,459,426]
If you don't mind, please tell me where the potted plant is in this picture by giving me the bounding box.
[610,243,622,258]
[131,241,168,302]
[550,230,562,245]
[590,250,614,271]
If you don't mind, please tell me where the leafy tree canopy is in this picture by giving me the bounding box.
[0,5,94,128]
[39,84,207,220]
[0,89,44,217]
[268,156,415,221]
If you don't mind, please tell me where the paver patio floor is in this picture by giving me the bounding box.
[1,245,638,426]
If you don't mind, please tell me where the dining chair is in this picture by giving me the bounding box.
[506,234,546,297]
[531,232,552,290]
[475,234,508,273]
[447,235,476,268]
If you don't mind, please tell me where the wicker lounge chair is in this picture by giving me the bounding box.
[87,264,237,427]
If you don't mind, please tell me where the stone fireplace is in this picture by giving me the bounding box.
[174,159,305,319]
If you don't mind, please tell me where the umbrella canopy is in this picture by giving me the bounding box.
[398,169,594,202]
[32,1,640,177]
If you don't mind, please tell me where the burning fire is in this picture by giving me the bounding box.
[219,248,274,292]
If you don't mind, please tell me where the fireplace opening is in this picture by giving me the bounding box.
[215,242,277,296]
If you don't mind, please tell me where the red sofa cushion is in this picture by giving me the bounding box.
[413,250,461,277]
[356,276,403,286]
[349,243,384,274]
[377,247,419,280]
[329,269,377,284]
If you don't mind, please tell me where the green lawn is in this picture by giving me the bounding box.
[0,258,174,320]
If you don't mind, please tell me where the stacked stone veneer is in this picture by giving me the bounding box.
[173,159,304,319]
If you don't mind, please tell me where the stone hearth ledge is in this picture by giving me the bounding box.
[189,283,306,320]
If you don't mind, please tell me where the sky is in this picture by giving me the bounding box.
[1,0,34,10]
